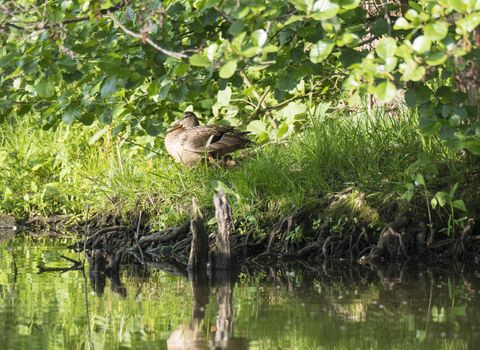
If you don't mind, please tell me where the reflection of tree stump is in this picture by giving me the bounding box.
[211,273,247,350]
[215,279,234,346]
[211,191,236,270]
[167,270,210,350]
[189,270,209,321]
[188,198,209,272]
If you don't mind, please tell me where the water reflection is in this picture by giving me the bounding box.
[168,271,247,350]
[1,236,479,349]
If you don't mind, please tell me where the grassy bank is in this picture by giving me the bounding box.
[0,105,475,235]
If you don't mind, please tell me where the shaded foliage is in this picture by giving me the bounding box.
[1,0,479,154]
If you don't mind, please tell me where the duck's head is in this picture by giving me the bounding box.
[167,112,200,132]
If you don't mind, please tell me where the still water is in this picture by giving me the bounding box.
[1,235,479,349]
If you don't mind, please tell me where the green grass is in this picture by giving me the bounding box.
[0,104,468,233]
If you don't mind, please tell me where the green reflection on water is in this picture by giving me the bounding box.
[0,236,478,349]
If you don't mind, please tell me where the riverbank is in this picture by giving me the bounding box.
[1,105,479,263]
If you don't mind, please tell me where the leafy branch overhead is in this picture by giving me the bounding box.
[0,0,479,154]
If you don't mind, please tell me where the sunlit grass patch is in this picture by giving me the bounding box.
[0,105,465,233]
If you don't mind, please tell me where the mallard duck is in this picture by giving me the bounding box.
[165,112,252,166]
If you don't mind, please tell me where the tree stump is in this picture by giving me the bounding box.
[188,197,209,271]
[211,191,236,270]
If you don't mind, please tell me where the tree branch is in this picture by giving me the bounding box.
[250,86,270,118]
[1,22,25,30]
[240,71,268,109]
[0,1,127,31]
[107,12,188,59]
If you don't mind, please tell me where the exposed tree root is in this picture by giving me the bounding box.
[71,195,479,273]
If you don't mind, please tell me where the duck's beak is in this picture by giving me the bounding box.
[167,124,182,133]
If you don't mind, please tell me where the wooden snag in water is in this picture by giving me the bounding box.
[188,197,209,271]
[211,190,236,270]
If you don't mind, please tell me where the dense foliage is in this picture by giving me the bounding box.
[1,0,479,151]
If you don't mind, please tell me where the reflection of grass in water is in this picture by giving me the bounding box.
[0,106,464,233]
[0,237,194,349]
[0,238,476,349]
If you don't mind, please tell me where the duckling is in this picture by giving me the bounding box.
[165,112,252,166]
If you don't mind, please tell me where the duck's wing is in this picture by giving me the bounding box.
[181,125,238,154]
[206,130,252,156]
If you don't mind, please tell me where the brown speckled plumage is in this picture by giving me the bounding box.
[165,112,252,166]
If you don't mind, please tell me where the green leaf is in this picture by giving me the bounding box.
[276,122,289,139]
[279,102,307,121]
[309,39,334,63]
[400,60,425,82]
[431,197,438,209]
[283,15,304,26]
[376,37,397,59]
[78,113,95,126]
[232,32,247,51]
[412,35,431,54]
[263,45,279,53]
[466,140,480,155]
[189,54,211,67]
[444,132,463,148]
[435,191,450,207]
[396,43,413,59]
[219,60,237,79]
[229,21,245,36]
[424,22,448,41]
[246,120,267,135]
[288,0,307,12]
[452,199,467,212]
[142,119,163,136]
[277,72,299,91]
[35,79,55,98]
[157,83,172,101]
[239,47,257,58]
[100,76,118,98]
[393,17,412,30]
[415,173,425,186]
[217,86,232,106]
[174,63,189,77]
[436,86,453,103]
[405,9,419,22]
[426,51,447,66]
[337,0,360,10]
[405,86,432,106]
[99,109,112,125]
[456,13,480,35]
[336,32,360,47]
[252,29,267,47]
[448,0,469,13]
[450,182,459,197]
[312,0,340,20]
[451,106,467,120]
[62,107,81,124]
[374,81,396,102]
[449,114,461,127]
